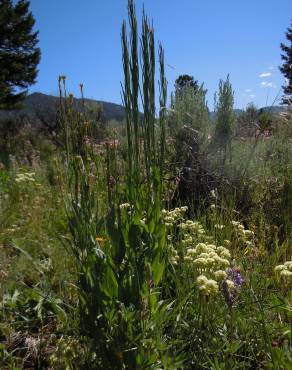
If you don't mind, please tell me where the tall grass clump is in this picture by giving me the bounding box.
[59,1,180,368]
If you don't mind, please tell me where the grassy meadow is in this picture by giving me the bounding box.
[1,2,292,369]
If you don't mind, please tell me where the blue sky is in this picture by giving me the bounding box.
[29,0,291,110]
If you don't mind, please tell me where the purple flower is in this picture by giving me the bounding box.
[227,267,244,287]
[221,267,244,307]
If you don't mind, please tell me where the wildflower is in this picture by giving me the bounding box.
[119,203,131,210]
[217,246,231,259]
[197,275,208,285]
[221,267,244,307]
[182,237,193,246]
[205,279,219,295]
[207,257,217,267]
[162,206,188,226]
[15,172,36,184]
[197,275,219,296]
[164,216,175,223]
[226,279,235,290]
[186,248,196,256]
[274,264,286,272]
[194,243,208,254]
[280,270,292,278]
[96,236,106,242]
[284,261,292,271]
[170,246,180,266]
[275,260,292,282]
[194,257,209,267]
[214,270,227,280]
[227,267,244,286]
[215,256,230,269]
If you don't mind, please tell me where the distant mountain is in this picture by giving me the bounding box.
[209,109,243,121]
[258,106,289,115]
[0,92,126,122]
[209,106,288,121]
[1,93,288,125]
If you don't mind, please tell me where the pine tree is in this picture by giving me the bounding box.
[171,75,209,133]
[175,74,200,96]
[0,0,40,109]
[172,82,208,132]
[280,20,292,105]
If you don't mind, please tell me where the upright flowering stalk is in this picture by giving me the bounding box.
[121,0,166,207]
[119,0,168,293]
[221,267,244,307]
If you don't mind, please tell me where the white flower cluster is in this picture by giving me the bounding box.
[179,219,205,233]
[231,220,254,248]
[162,206,188,227]
[15,172,36,183]
[169,245,179,266]
[162,205,236,297]
[119,203,135,215]
[186,242,232,296]
[196,275,218,295]
[196,275,235,296]
[274,260,292,280]
[119,203,131,210]
[179,221,206,248]
[185,242,230,271]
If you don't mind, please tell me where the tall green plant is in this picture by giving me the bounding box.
[214,75,234,154]
[170,78,209,137]
[61,1,177,367]
[121,4,167,205]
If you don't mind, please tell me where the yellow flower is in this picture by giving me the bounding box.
[96,236,106,242]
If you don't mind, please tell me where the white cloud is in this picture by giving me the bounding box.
[261,81,273,88]
[268,66,274,70]
[245,89,252,92]
[259,72,272,78]
[249,94,255,98]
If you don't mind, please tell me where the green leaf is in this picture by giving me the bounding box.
[102,266,118,299]
[151,252,165,285]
